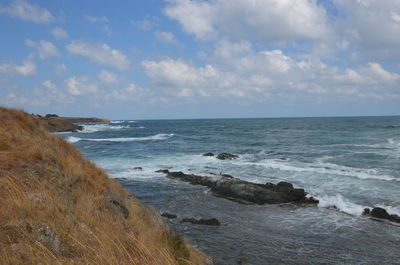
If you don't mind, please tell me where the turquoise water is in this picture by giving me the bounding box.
[62,117,400,264]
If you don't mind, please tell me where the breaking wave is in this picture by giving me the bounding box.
[67,134,174,143]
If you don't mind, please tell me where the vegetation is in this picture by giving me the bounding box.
[0,107,210,265]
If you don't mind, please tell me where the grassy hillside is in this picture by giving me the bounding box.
[0,107,210,265]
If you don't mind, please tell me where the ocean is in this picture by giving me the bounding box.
[61,116,400,264]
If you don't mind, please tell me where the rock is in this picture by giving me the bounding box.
[370,207,390,219]
[155,169,170,174]
[133,167,143,171]
[181,218,220,226]
[45,114,59,118]
[106,192,129,219]
[166,171,317,205]
[202,152,215,157]
[161,213,177,219]
[362,208,371,215]
[367,207,400,223]
[216,153,239,160]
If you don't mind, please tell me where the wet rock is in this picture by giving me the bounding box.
[362,208,371,215]
[370,207,390,219]
[133,167,143,171]
[106,192,129,219]
[365,207,400,224]
[181,218,220,226]
[166,171,318,205]
[155,169,170,174]
[216,153,239,160]
[202,152,215,157]
[161,213,177,219]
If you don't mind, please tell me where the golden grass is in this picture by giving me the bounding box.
[0,107,210,265]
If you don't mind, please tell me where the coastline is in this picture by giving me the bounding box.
[0,107,211,265]
[37,115,110,132]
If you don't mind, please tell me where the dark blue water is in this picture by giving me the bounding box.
[62,117,400,264]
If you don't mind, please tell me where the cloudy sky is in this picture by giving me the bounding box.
[0,0,399,119]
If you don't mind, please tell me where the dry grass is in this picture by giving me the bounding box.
[0,107,210,265]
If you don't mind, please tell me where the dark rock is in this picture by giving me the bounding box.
[216,153,239,160]
[181,218,220,226]
[155,169,170,174]
[166,171,317,205]
[370,207,390,219]
[161,213,177,219]
[362,208,371,215]
[133,167,143,171]
[202,152,215,157]
[365,207,400,224]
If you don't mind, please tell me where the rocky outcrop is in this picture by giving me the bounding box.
[216,153,239,160]
[363,207,400,223]
[38,116,110,132]
[181,218,221,226]
[165,171,318,205]
[155,169,170,174]
[202,152,215,157]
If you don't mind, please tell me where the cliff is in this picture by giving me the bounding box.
[0,107,211,265]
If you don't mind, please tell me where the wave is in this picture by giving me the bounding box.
[110,120,135,124]
[231,158,397,182]
[317,194,367,216]
[80,124,130,133]
[67,134,174,143]
[316,194,400,217]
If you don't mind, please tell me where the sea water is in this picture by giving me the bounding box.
[62,117,400,264]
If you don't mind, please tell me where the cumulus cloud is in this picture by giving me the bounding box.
[66,40,131,70]
[25,39,59,59]
[111,83,147,100]
[165,0,328,42]
[54,64,67,75]
[65,76,98,95]
[51,27,69,39]
[155,31,178,44]
[0,0,53,23]
[98,70,118,84]
[0,56,37,76]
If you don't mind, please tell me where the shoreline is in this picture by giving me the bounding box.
[37,115,110,132]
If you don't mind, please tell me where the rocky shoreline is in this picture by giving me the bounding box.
[36,114,110,132]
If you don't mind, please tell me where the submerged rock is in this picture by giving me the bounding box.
[161,213,177,219]
[155,169,170,174]
[203,152,215,157]
[216,153,239,160]
[165,171,318,205]
[365,207,400,223]
[181,218,220,226]
[133,167,143,171]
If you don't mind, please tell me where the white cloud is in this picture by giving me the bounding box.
[54,64,67,75]
[65,76,98,96]
[66,40,131,70]
[51,27,69,39]
[85,15,109,23]
[155,31,177,44]
[0,0,54,23]
[132,18,156,31]
[165,0,328,42]
[98,70,118,84]
[103,25,112,36]
[25,39,59,59]
[0,56,37,76]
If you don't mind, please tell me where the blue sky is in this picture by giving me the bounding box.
[0,0,399,119]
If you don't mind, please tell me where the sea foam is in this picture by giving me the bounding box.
[67,134,174,143]
[80,123,130,133]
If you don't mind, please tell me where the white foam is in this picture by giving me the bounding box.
[67,134,174,143]
[80,124,130,133]
[232,158,397,182]
[317,194,367,216]
[66,136,81,143]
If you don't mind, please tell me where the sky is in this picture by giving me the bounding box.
[0,0,399,119]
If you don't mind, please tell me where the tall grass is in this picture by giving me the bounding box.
[0,107,210,265]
